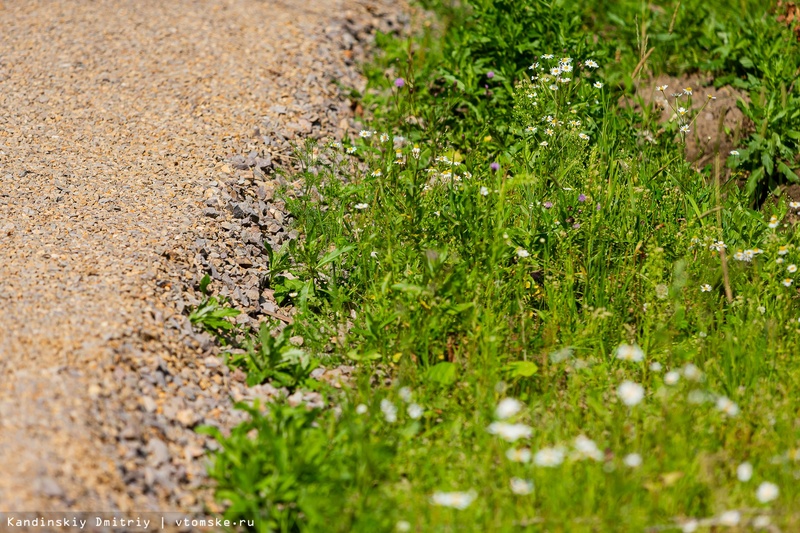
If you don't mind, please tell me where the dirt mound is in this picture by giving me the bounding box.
[623,73,751,170]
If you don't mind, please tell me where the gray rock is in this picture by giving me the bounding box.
[146,438,170,466]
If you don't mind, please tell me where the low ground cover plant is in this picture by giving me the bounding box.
[193,0,800,530]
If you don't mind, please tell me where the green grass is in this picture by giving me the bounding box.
[193,1,800,531]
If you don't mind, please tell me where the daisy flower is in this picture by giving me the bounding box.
[380,133,389,142]
[480,186,489,196]
[701,284,712,292]
[768,216,779,228]
[790,201,800,209]
[487,422,533,442]
[411,145,421,159]
[506,448,532,463]
[534,446,565,467]
[517,249,530,258]
[354,203,369,210]
[717,511,740,526]
[683,363,702,381]
[359,130,373,138]
[656,84,668,92]
[371,169,382,177]
[664,371,680,385]
[736,462,753,482]
[578,133,589,140]
[496,398,522,419]
[573,435,603,461]
[615,343,644,362]
[683,87,693,95]
[430,491,476,510]
[730,150,740,156]
[381,399,397,423]
[585,59,599,68]
[617,381,645,406]
[594,81,603,88]
[347,146,357,154]
[788,264,797,273]
[680,125,690,134]
[407,403,423,419]
[756,481,779,503]
[542,54,554,59]
[624,453,642,468]
[649,362,663,372]
[778,245,789,255]
[783,278,793,287]
[716,396,740,417]
[540,141,549,147]
[509,478,534,495]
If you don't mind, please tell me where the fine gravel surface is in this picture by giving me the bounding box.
[0,0,406,516]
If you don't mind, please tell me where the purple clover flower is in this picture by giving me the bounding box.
[487,71,495,79]
[544,201,553,209]
[596,203,601,211]
[490,162,500,171]
[395,78,405,88]
[578,194,586,203]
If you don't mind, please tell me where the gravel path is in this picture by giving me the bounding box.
[0,0,405,514]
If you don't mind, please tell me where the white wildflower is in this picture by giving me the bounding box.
[487,422,533,442]
[407,403,423,420]
[616,343,644,362]
[381,399,397,423]
[534,446,565,467]
[756,482,779,503]
[506,447,532,463]
[495,398,522,420]
[509,478,534,495]
[716,396,740,417]
[617,381,645,406]
[430,490,476,510]
[664,371,680,385]
[624,453,642,468]
[736,462,753,482]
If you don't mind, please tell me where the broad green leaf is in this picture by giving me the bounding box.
[426,362,457,385]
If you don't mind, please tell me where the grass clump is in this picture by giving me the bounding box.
[194,0,800,531]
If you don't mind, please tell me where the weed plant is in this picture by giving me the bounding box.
[193,0,800,531]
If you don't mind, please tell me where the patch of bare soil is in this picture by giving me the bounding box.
[623,73,751,170]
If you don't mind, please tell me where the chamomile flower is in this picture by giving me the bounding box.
[736,462,753,482]
[359,130,374,138]
[716,396,740,417]
[717,511,740,526]
[594,81,603,88]
[783,278,793,287]
[371,169,382,177]
[430,491,476,509]
[545,128,554,136]
[480,186,489,196]
[649,362,663,372]
[578,133,590,140]
[380,133,389,142]
[677,107,687,115]
[561,63,573,73]
[680,125,690,134]
[585,59,599,68]
[788,264,798,273]
[411,145,421,159]
[534,446,565,467]
[506,448,532,463]
[347,146,357,154]
[790,201,800,209]
[768,216,779,229]
[616,343,644,362]
[517,249,530,258]
[683,363,702,381]
[710,240,727,252]
[550,66,561,76]
[381,399,397,423]
[778,245,789,255]
[657,84,668,92]
[549,84,558,91]
[496,398,523,419]
[683,87,693,95]
[407,403,423,419]
[509,478,534,495]
[624,453,643,468]
[756,482,779,503]
[730,150,740,156]
[573,435,603,461]
[542,54,554,59]
[487,422,533,442]
[617,381,645,406]
[701,284,712,292]
[399,387,412,402]
[664,371,680,385]
[354,203,369,210]
[355,404,368,414]
[540,141,549,147]
[528,62,539,70]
